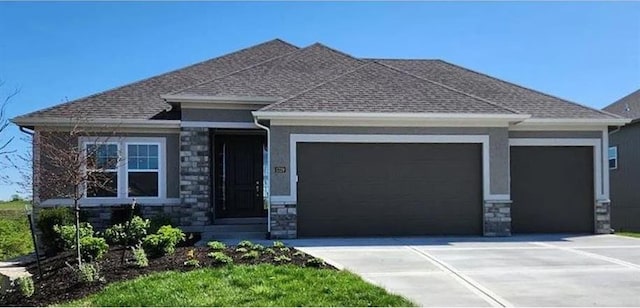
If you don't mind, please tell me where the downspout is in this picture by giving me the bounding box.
[253,116,271,234]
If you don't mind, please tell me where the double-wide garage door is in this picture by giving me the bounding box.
[297,143,483,237]
[510,146,594,233]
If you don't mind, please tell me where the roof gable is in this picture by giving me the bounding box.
[604,89,640,120]
[15,39,299,121]
[172,43,364,99]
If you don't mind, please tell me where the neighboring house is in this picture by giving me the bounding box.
[603,89,640,231]
[12,39,629,239]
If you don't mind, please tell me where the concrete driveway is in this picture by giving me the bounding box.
[288,234,640,307]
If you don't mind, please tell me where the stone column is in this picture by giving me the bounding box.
[595,200,612,234]
[179,127,210,226]
[270,203,297,239]
[483,200,512,236]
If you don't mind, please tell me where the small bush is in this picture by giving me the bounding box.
[142,225,185,258]
[53,223,94,250]
[36,207,74,252]
[184,259,200,267]
[264,248,276,255]
[241,250,260,260]
[16,276,34,298]
[293,251,305,257]
[207,251,233,265]
[274,255,292,264]
[305,257,326,268]
[80,236,109,262]
[104,216,150,247]
[237,240,254,249]
[148,213,174,234]
[235,247,248,253]
[207,241,226,251]
[272,241,286,248]
[278,247,291,253]
[132,246,148,268]
[252,244,265,251]
[78,263,102,283]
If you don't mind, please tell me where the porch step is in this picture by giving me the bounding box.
[202,224,265,233]
[214,217,267,225]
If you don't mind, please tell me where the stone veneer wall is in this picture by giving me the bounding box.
[595,200,612,234]
[78,205,183,230]
[179,127,211,226]
[483,200,512,236]
[270,203,297,239]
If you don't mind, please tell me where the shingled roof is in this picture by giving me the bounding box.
[14,38,622,124]
[13,39,298,121]
[603,89,640,120]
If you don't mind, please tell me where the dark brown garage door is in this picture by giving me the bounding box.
[296,143,483,237]
[510,146,594,233]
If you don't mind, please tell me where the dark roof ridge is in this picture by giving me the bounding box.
[172,42,365,98]
[434,59,621,119]
[364,58,439,61]
[260,62,374,112]
[373,60,521,115]
[306,42,366,64]
[16,39,298,120]
[167,44,306,96]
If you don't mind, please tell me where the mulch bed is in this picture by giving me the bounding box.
[1,239,332,307]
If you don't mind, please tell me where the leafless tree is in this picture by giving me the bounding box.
[30,121,121,266]
[0,79,19,155]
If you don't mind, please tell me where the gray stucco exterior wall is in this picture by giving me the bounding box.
[269,126,511,197]
[609,122,640,231]
[509,131,603,139]
[182,108,254,123]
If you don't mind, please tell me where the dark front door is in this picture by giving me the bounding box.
[214,134,266,218]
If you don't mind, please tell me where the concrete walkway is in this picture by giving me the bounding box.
[289,234,640,307]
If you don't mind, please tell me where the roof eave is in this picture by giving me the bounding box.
[10,117,181,129]
[161,94,278,104]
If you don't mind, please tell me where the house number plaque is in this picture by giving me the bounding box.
[274,166,287,173]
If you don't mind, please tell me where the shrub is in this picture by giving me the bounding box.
[36,207,74,252]
[77,263,102,283]
[183,249,200,267]
[264,248,276,255]
[79,236,109,262]
[148,213,174,234]
[16,276,34,298]
[207,241,226,251]
[207,251,233,265]
[278,247,291,253]
[274,255,292,263]
[104,216,150,247]
[0,215,33,261]
[237,240,254,249]
[293,251,305,257]
[235,247,248,253]
[240,250,260,260]
[272,241,286,248]
[142,226,185,258]
[132,246,148,268]
[53,223,94,250]
[252,244,265,251]
[305,257,326,268]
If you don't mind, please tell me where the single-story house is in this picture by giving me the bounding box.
[603,89,640,231]
[12,39,630,239]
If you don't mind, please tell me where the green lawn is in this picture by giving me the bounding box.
[66,265,415,307]
[617,232,640,238]
[0,200,34,260]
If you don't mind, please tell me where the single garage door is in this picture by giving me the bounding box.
[296,143,483,237]
[510,146,594,233]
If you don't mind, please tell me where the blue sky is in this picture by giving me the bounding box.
[0,2,639,199]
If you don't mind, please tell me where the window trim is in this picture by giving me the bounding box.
[79,137,166,201]
[124,141,163,199]
[609,146,618,170]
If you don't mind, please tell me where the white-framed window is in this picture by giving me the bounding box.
[85,142,120,198]
[81,137,166,200]
[609,146,618,170]
[126,143,160,197]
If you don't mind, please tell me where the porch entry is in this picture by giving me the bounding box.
[213,132,267,219]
